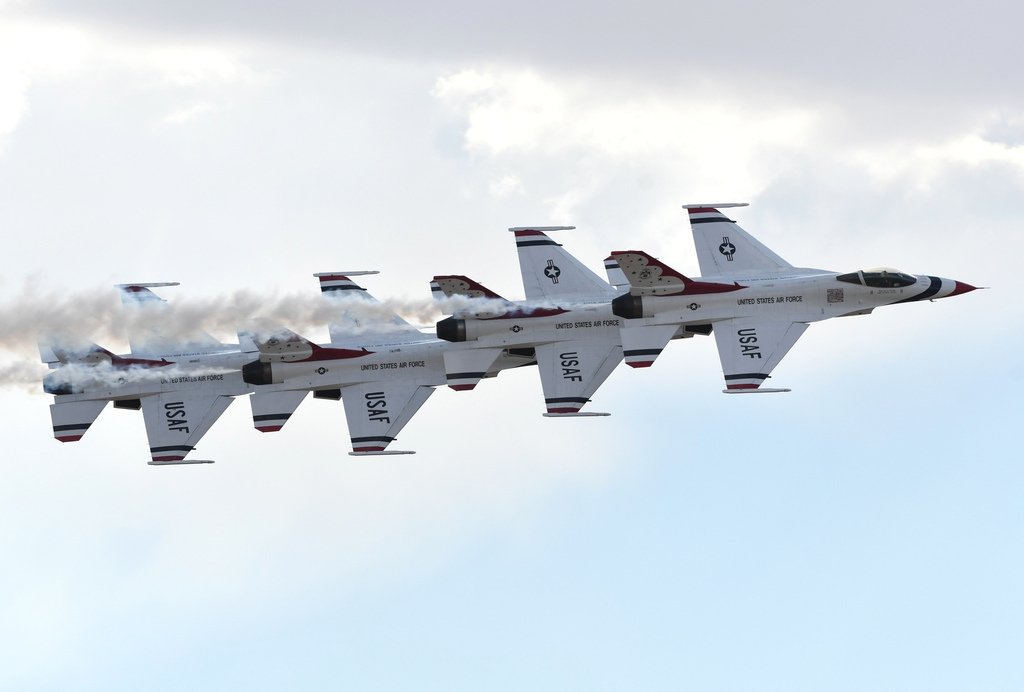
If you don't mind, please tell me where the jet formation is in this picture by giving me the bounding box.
[41,204,979,464]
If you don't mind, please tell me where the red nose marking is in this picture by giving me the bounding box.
[948,281,977,297]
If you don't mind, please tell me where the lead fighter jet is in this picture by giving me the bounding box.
[610,203,979,392]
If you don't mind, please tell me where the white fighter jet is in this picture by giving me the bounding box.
[241,272,535,454]
[609,203,979,392]
[432,227,652,416]
[41,283,253,465]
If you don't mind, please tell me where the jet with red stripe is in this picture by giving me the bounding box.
[610,203,979,392]
[243,272,534,455]
[434,226,702,416]
[41,283,253,465]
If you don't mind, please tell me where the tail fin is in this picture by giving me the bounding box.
[683,203,793,277]
[509,226,616,302]
[314,272,425,345]
[603,256,629,289]
[117,282,224,354]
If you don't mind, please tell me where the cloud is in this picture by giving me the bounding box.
[488,173,525,198]
[20,1,1024,107]
[160,101,218,125]
[0,14,269,156]
[0,19,92,149]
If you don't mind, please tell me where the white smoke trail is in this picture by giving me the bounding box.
[0,287,555,353]
[0,285,565,388]
[42,362,240,392]
[0,361,49,391]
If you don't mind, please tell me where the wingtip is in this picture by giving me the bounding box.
[681,202,749,210]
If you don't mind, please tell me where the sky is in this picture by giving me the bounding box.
[0,1,1020,690]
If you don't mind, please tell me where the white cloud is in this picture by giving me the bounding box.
[433,68,820,198]
[0,20,93,149]
[143,45,263,87]
[160,101,218,125]
[431,67,1024,241]
[489,173,524,198]
[0,17,269,154]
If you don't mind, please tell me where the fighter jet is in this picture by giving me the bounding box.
[240,272,535,455]
[610,203,979,392]
[41,283,253,465]
[432,226,688,416]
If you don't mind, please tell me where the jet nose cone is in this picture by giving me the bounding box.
[948,280,977,297]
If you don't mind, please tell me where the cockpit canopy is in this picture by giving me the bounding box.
[836,267,918,288]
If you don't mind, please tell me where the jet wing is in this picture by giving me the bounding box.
[340,382,434,455]
[141,391,234,464]
[534,340,621,416]
[712,318,808,392]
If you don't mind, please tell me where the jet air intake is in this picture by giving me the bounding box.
[612,293,645,320]
[436,317,467,342]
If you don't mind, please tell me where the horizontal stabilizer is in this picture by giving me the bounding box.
[250,389,309,432]
[50,399,108,442]
[443,347,505,391]
[619,323,679,368]
[542,411,611,417]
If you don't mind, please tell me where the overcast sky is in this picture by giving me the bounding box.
[0,2,1019,690]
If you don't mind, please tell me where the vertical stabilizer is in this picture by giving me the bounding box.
[314,272,425,345]
[684,204,793,277]
[510,227,616,302]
